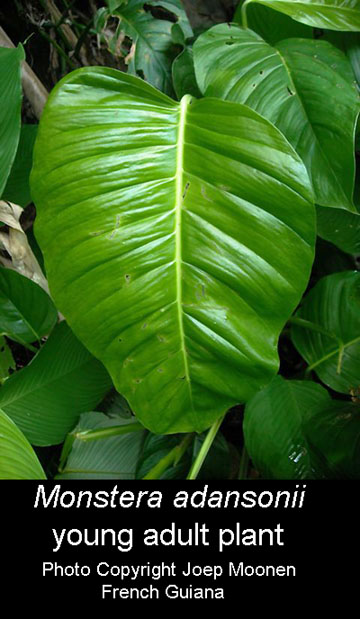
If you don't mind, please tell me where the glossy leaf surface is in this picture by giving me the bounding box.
[0,408,46,479]
[0,45,24,196]
[31,68,315,434]
[194,24,359,209]
[57,412,145,479]
[244,376,330,478]
[0,267,57,344]
[0,322,112,445]
[242,0,360,31]
[292,271,360,393]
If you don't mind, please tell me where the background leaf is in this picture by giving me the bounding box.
[304,399,360,479]
[0,336,15,384]
[194,24,360,209]
[0,322,112,445]
[291,271,360,394]
[31,68,315,434]
[2,125,38,208]
[0,44,24,196]
[242,0,360,31]
[172,47,201,99]
[57,411,145,479]
[0,267,57,345]
[0,408,46,479]
[244,376,331,478]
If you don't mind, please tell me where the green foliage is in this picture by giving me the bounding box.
[244,376,360,479]
[0,267,57,345]
[95,0,192,96]
[0,0,360,479]
[2,125,38,208]
[0,45,24,196]
[291,271,360,394]
[0,322,112,446]
[240,0,360,31]
[31,68,315,434]
[0,408,46,479]
[57,412,145,479]
[194,23,360,209]
[244,376,330,479]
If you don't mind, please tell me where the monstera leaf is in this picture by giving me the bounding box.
[193,24,360,210]
[30,68,315,434]
[240,0,360,31]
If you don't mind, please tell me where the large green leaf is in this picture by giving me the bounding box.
[241,0,360,31]
[57,412,145,479]
[0,322,112,445]
[244,376,330,478]
[0,45,24,196]
[193,24,360,210]
[31,68,315,435]
[0,408,46,479]
[2,125,38,208]
[0,267,57,345]
[234,0,313,43]
[291,271,360,394]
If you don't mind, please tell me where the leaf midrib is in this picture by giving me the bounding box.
[175,95,195,417]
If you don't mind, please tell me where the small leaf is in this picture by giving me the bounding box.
[172,47,201,99]
[57,412,145,479]
[0,267,57,344]
[244,376,330,479]
[0,45,24,196]
[242,0,360,32]
[0,408,46,479]
[2,125,38,208]
[0,336,15,383]
[0,322,113,445]
[291,271,360,394]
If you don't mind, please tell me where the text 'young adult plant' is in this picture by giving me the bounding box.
[0,0,359,480]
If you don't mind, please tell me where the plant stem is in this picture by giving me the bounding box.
[187,414,225,480]
[39,30,77,69]
[238,445,249,480]
[288,316,337,340]
[241,0,250,29]
[143,433,194,480]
